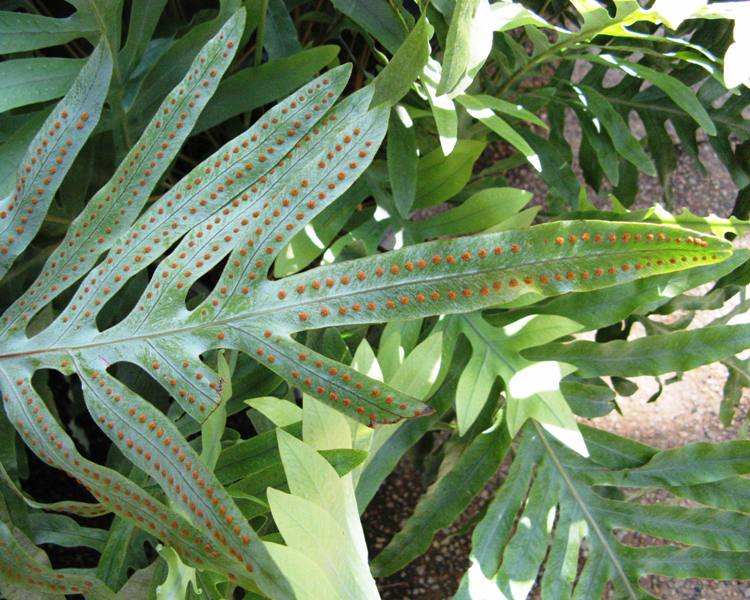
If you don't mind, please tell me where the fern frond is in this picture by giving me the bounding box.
[0,461,107,517]
[260,221,730,332]
[0,43,111,278]
[455,424,750,599]
[0,518,114,598]
[0,5,737,592]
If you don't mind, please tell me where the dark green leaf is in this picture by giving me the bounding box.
[196,45,340,133]
[584,54,717,135]
[0,58,83,113]
[387,108,418,218]
[0,11,95,53]
[561,378,616,418]
[119,0,168,75]
[575,84,655,176]
[28,513,108,552]
[264,0,302,59]
[525,324,750,378]
[371,422,510,576]
[329,0,406,53]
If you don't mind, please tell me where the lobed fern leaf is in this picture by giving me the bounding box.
[0,519,114,598]
[0,42,112,278]
[455,424,750,599]
[0,5,737,593]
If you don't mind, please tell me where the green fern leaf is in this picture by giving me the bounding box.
[0,5,736,593]
[455,423,750,598]
[0,42,112,278]
[261,221,730,332]
[0,516,114,598]
[0,460,107,517]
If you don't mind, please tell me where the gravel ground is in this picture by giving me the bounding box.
[365,457,514,599]
[364,126,749,598]
[365,461,470,599]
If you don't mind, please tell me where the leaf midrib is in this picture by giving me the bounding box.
[0,245,722,361]
[534,421,638,599]
[46,89,323,345]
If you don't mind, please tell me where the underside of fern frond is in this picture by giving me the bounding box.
[0,518,115,599]
[0,6,736,595]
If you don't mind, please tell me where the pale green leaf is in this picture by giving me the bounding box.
[414,139,486,208]
[390,331,444,400]
[438,0,493,98]
[458,95,541,171]
[488,1,558,32]
[155,546,199,600]
[371,16,432,108]
[247,396,302,427]
[200,350,231,469]
[377,319,422,382]
[264,543,342,600]
[416,187,531,237]
[421,57,458,155]
[468,93,548,128]
[268,489,379,600]
[458,313,586,453]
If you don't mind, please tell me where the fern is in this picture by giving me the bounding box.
[0,6,736,595]
[0,518,115,599]
[454,423,750,599]
[0,41,112,278]
[448,0,750,207]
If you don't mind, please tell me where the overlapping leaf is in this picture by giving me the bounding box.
[0,43,111,278]
[448,0,750,205]
[0,3,739,594]
[455,423,750,599]
[0,518,114,599]
[0,5,98,53]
